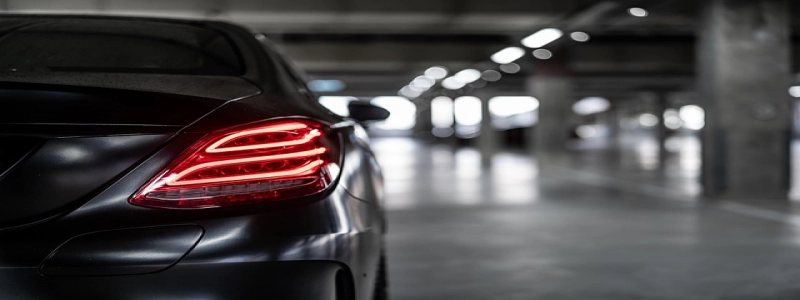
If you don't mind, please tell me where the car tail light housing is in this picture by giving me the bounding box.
[130,119,340,209]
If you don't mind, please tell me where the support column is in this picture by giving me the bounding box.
[526,77,573,156]
[525,48,573,157]
[475,89,497,167]
[613,99,630,152]
[698,0,792,199]
[605,101,619,151]
[654,92,669,171]
[414,97,434,141]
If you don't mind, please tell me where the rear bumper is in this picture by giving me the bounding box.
[3,260,352,300]
[0,189,382,300]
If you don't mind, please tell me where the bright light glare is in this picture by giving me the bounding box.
[425,66,448,80]
[638,113,659,127]
[499,63,521,74]
[308,80,345,92]
[431,96,454,128]
[572,97,610,115]
[411,76,435,89]
[371,96,417,130]
[432,127,455,137]
[576,125,598,138]
[532,49,553,60]
[482,70,502,82]
[318,96,355,117]
[789,86,800,97]
[454,69,482,84]
[628,7,648,17]
[663,108,682,130]
[679,105,705,130]
[407,85,425,92]
[570,31,590,42]
[454,96,482,126]
[491,47,525,64]
[399,86,422,98]
[442,77,466,90]
[521,28,563,48]
[489,96,539,117]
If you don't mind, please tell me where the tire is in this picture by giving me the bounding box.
[372,252,389,300]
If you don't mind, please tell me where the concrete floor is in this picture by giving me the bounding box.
[373,137,800,300]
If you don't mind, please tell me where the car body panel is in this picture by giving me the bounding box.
[0,133,170,226]
[41,225,204,276]
[0,14,385,300]
[4,261,349,300]
[0,74,261,101]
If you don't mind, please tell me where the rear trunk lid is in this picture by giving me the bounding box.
[0,80,259,226]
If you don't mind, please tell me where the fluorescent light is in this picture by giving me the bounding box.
[521,28,563,48]
[572,97,610,115]
[454,69,481,83]
[489,96,539,117]
[481,70,502,82]
[532,49,553,60]
[638,113,658,127]
[431,96,455,128]
[663,109,682,130]
[575,125,599,138]
[679,105,705,130]
[425,66,448,80]
[442,77,466,90]
[499,63,521,74]
[406,84,425,93]
[411,75,435,89]
[789,86,800,97]
[570,31,590,42]
[399,86,422,98]
[371,96,417,130]
[490,46,525,64]
[454,96,482,126]
[628,7,648,17]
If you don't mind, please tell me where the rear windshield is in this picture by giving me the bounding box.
[0,18,243,75]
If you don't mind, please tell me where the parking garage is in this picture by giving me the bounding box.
[4,0,800,299]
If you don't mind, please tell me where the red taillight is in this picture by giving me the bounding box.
[130,119,340,209]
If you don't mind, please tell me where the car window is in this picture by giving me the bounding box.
[255,34,312,91]
[0,18,243,75]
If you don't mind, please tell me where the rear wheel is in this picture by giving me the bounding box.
[372,252,389,300]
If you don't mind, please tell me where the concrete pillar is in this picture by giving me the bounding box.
[526,77,573,156]
[698,0,792,199]
[414,97,434,141]
[525,48,573,157]
[654,92,669,170]
[605,102,619,151]
[474,89,497,166]
[613,99,630,151]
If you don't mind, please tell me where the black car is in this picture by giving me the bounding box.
[0,15,389,300]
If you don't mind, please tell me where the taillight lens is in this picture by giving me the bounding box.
[130,119,340,209]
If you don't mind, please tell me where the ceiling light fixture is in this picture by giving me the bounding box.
[521,28,563,48]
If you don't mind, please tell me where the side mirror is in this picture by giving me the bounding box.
[347,101,390,122]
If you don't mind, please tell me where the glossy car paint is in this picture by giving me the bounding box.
[0,15,385,299]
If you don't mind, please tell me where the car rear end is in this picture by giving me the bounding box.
[0,15,385,300]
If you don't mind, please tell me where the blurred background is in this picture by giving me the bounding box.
[8,0,800,299]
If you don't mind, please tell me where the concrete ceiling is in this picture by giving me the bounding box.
[1,0,798,98]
